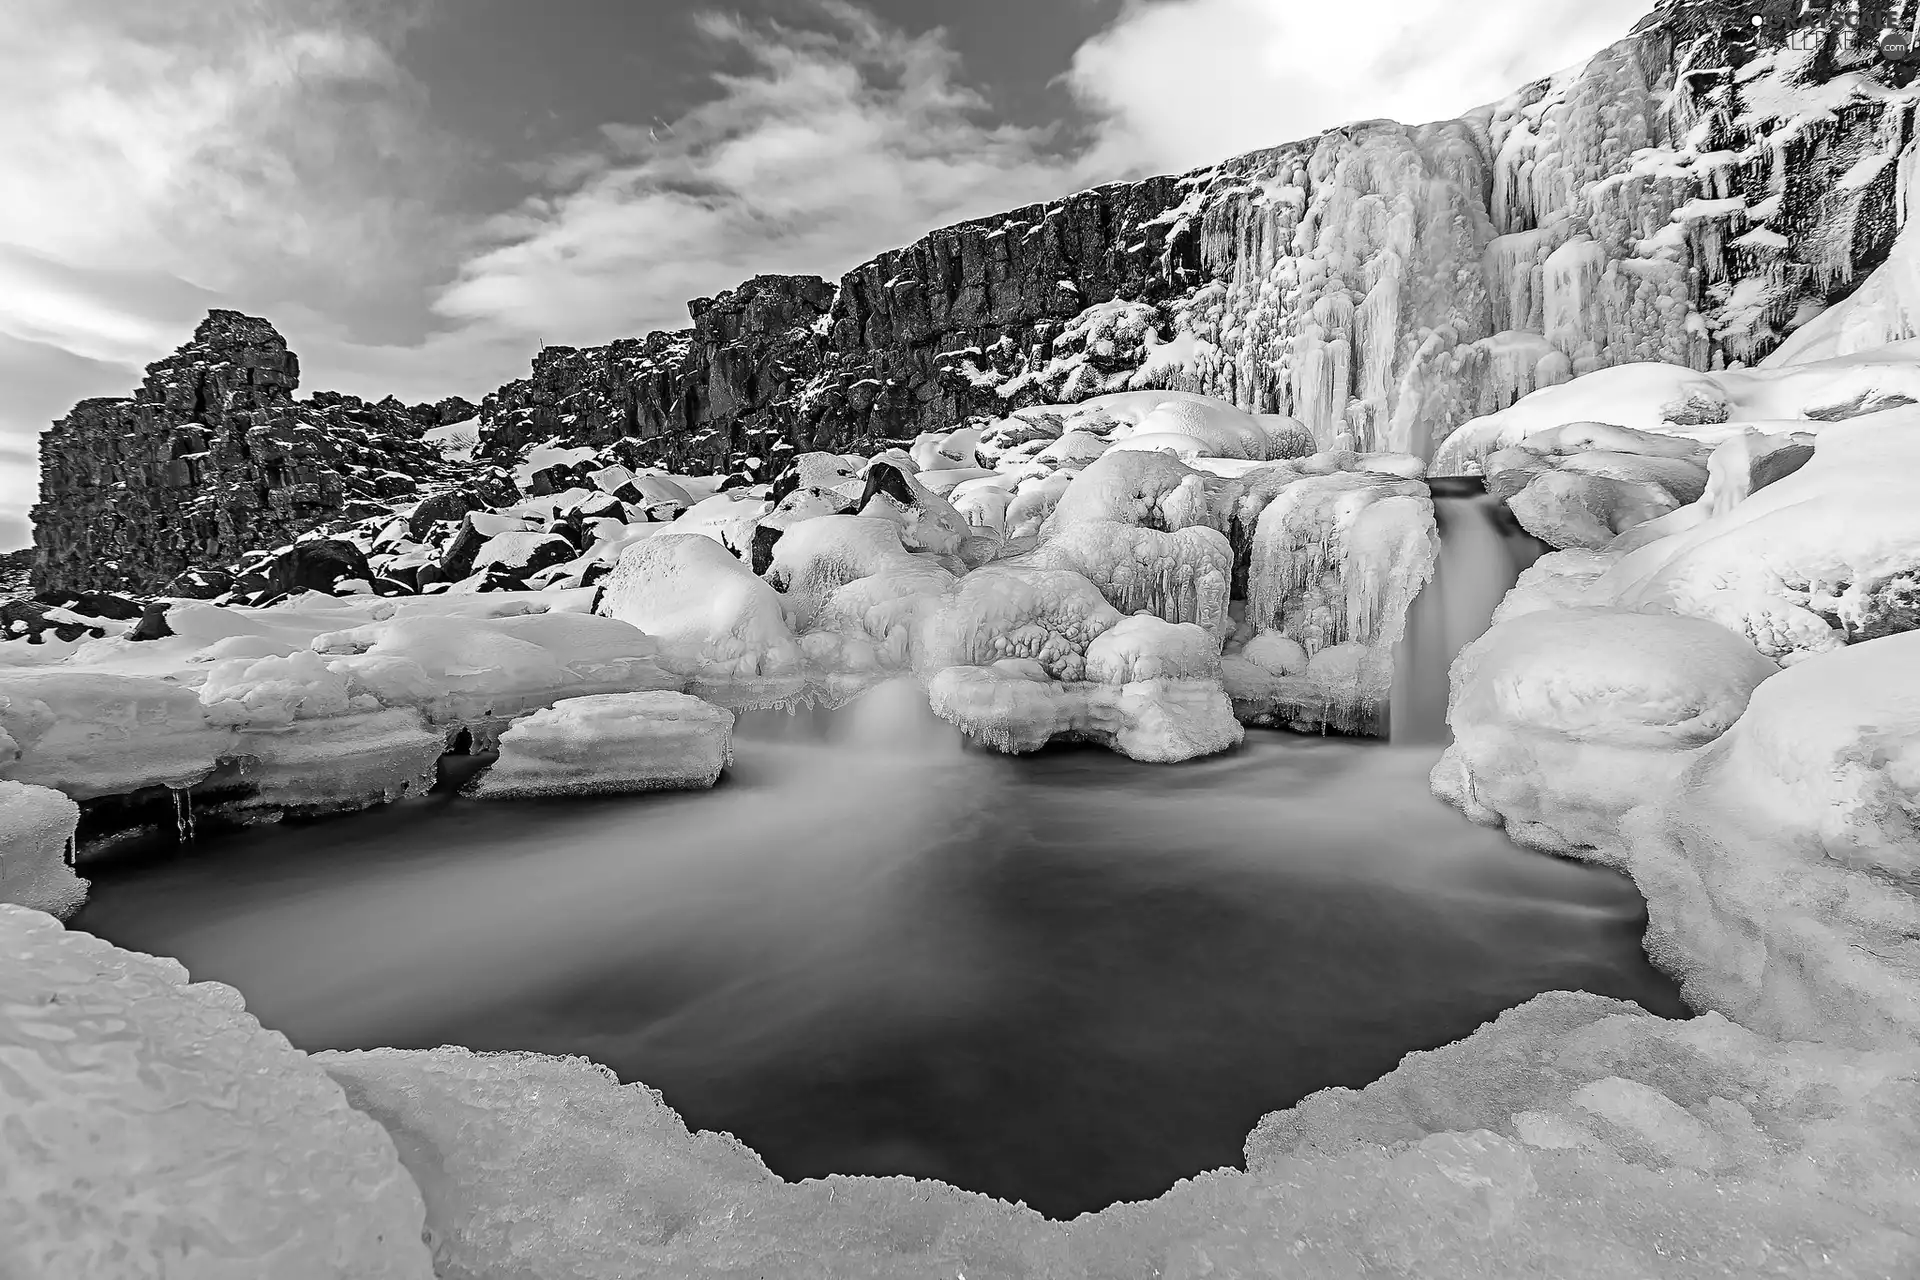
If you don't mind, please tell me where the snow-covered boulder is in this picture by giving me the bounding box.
[1590,413,1920,663]
[1621,630,1920,1049]
[0,903,433,1278]
[466,692,734,798]
[595,533,803,701]
[0,782,84,917]
[1433,607,1779,856]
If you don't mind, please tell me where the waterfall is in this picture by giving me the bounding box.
[1390,478,1548,744]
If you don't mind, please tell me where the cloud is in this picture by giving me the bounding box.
[434,0,1097,344]
[0,0,459,547]
[1064,0,1659,175]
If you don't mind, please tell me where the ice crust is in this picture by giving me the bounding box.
[0,903,433,1280]
[299,987,1920,1280]
[465,691,734,798]
[0,781,84,916]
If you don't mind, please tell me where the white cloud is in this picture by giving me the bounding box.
[434,1,1097,343]
[1065,0,1659,176]
[0,0,455,548]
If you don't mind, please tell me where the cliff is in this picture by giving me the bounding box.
[30,312,472,595]
[474,0,1920,472]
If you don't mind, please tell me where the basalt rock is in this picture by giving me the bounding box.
[467,0,1920,478]
[31,311,459,595]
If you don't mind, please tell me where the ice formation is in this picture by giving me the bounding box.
[1232,470,1439,733]
[593,533,804,699]
[0,903,433,1279]
[465,692,734,798]
[0,781,84,917]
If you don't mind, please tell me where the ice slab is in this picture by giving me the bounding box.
[466,692,734,798]
[0,781,84,917]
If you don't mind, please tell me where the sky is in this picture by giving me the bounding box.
[0,0,1658,549]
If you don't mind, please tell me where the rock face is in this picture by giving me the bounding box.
[31,311,459,596]
[474,1,1920,473]
[28,1,1920,591]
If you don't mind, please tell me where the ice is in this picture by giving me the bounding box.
[0,903,433,1279]
[594,533,804,701]
[1032,520,1232,639]
[1234,471,1437,734]
[1043,447,1224,537]
[1433,606,1781,855]
[0,781,84,917]
[302,984,1920,1279]
[1619,629,1920,1049]
[0,671,234,798]
[915,569,1238,761]
[763,515,956,664]
[466,692,733,798]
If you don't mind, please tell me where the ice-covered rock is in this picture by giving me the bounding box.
[1031,520,1233,639]
[595,533,803,701]
[0,903,433,1279]
[1433,607,1781,855]
[0,782,84,916]
[916,570,1238,761]
[1619,630,1920,1049]
[0,672,232,798]
[1234,471,1437,734]
[466,692,733,798]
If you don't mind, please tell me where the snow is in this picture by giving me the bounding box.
[0,781,84,917]
[1,902,433,1278]
[303,984,1920,1280]
[466,692,733,798]
[594,533,803,700]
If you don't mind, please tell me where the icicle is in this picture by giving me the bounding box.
[171,786,195,844]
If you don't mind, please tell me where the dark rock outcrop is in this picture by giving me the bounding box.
[31,311,458,595]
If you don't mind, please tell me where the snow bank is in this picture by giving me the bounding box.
[466,692,733,798]
[0,781,84,917]
[1621,630,1920,1049]
[0,903,432,1279]
[310,986,1919,1280]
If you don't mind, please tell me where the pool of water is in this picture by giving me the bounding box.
[71,685,1687,1218]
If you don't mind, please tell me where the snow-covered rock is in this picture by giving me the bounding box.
[466,692,734,798]
[595,533,803,701]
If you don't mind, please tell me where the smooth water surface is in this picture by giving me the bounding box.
[73,686,1687,1217]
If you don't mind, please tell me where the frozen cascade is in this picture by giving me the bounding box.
[1390,480,1551,744]
[1245,473,1438,655]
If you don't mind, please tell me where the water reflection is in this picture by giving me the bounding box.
[72,681,1686,1217]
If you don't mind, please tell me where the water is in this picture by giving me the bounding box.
[71,681,1687,1219]
[1392,479,1551,743]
